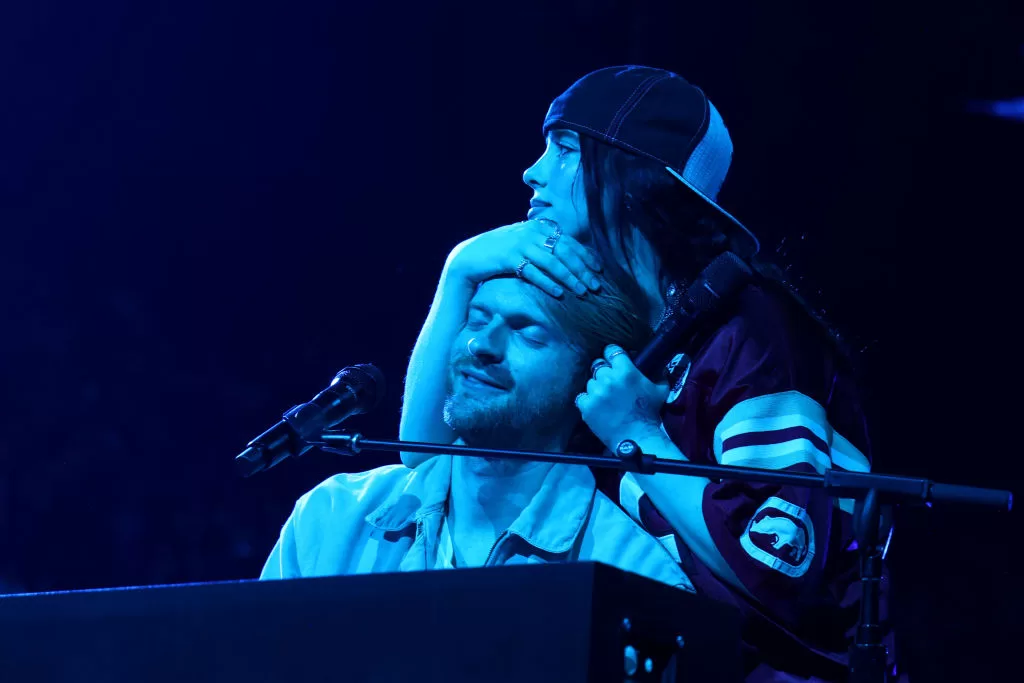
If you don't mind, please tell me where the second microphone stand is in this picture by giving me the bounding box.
[315,431,1012,683]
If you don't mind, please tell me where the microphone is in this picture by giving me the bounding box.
[234,364,386,477]
[633,251,753,380]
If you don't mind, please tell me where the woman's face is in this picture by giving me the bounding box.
[523,129,666,322]
[521,129,589,240]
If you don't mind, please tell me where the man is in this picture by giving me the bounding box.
[260,274,691,591]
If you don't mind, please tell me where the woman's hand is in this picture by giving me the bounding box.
[446,219,603,297]
[576,344,670,452]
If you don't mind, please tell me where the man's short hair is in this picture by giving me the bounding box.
[522,272,653,373]
[517,272,652,454]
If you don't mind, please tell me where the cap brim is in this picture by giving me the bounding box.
[665,167,760,259]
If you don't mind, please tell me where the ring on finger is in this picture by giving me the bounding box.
[607,348,626,361]
[542,224,562,253]
[514,257,530,279]
[590,358,612,379]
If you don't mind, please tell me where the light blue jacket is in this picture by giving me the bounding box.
[260,456,694,591]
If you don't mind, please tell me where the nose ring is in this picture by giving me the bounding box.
[467,337,478,357]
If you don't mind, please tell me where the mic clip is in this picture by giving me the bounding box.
[317,430,362,456]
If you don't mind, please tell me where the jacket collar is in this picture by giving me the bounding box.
[364,456,596,554]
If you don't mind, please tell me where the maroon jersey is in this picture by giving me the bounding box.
[598,280,899,681]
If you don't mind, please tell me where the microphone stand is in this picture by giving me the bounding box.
[316,431,1013,683]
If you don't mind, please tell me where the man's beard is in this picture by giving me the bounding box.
[443,357,575,450]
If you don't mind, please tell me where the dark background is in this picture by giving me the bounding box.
[1,1,1021,679]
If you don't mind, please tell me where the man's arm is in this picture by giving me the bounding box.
[260,506,303,579]
[259,481,334,579]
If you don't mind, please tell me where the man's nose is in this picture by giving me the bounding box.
[470,324,506,363]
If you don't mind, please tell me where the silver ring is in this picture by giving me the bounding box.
[542,224,562,253]
[515,257,530,278]
[467,337,478,357]
[590,358,612,379]
[607,348,626,360]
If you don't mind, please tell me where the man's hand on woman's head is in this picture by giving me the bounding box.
[445,219,603,299]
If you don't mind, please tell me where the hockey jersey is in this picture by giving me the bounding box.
[595,280,899,681]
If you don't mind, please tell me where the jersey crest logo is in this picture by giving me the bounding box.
[740,497,815,577]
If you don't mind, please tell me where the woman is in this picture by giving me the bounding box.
[400,66,897,682]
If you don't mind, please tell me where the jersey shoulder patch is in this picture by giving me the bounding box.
[739,496,816,577]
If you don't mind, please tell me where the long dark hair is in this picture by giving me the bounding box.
[575,133,848,356]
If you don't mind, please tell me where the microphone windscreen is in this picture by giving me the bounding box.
[683,252,753,314]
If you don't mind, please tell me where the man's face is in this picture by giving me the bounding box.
[522,129,589,240]
[444,278,583,448]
